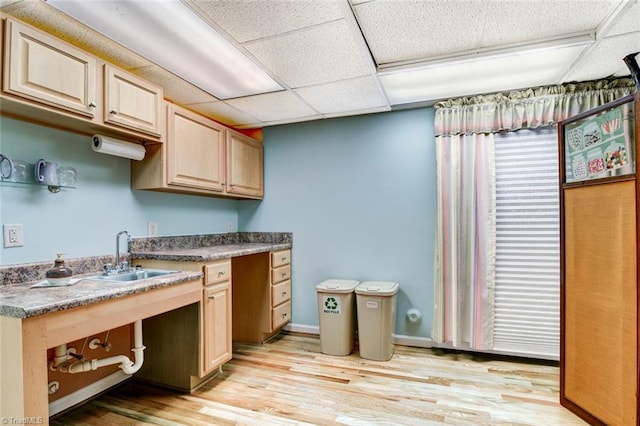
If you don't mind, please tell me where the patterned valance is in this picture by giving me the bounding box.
[434,79,636,136]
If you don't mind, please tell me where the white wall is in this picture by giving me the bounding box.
[238,108,436,338]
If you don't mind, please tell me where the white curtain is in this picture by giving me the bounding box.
[433,133,495,350]
[432,77,634,354]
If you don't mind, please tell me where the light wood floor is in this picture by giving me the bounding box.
[51,333,586,425]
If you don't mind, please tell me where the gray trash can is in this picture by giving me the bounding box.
[355,281,399,361]
[316,279,359,356]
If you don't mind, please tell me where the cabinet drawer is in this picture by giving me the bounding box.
[271,280,291,307]
[204,261,231,285]
[271,264,291,284]
[271,249,291,268]
[272,301,291,330]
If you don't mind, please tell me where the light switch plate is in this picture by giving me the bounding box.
[147,221,158,237]
[3,224,24,247]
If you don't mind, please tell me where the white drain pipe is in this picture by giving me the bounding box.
[61,320,145,375]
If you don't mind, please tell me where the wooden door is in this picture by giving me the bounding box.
[226,131,264,198]
[3,18,97,117]
[104,65,163,137]
[202,282,232,376]
[167,104,225,192]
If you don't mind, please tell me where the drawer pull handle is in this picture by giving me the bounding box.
[208,295,215,300]
[110,109,118,115]
[281,272,287,277]
[281,257,286,261]
[282,313,288,318]
[282,291,287,296]
[89,101,97,108]
[218,271,225,277]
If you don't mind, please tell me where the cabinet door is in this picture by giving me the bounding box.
[226,131,264,198]
[167,104,226,192]
[104,65,163,137]
[3,18,97,117]
[202,282,232,376]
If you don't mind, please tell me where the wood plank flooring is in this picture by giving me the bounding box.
[51,333,585,425]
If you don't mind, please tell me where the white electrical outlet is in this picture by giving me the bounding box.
[148,221,158,237]
[3,224,24,248]
[227,222,234,232]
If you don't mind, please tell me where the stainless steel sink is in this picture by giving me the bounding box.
[89,269,179,282]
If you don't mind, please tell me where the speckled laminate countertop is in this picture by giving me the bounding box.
[1,232,292,319]
[0,270,203,319]
[131,242,291,262]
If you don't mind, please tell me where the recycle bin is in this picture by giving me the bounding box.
[316,279,360,356]
[355,281,399,361]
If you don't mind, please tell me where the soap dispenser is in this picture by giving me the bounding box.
[45,253,73,285]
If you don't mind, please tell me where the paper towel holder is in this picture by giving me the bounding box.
[91,134,146,161]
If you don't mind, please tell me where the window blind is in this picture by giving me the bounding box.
[492,127,560,360]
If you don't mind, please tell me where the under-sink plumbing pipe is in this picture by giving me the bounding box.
[58,320,145,375]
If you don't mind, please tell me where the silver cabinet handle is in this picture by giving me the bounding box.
[208,295,216,300]
[281,257,287,261]
[110,109,118,115]
[282,291,287,296]
[88,101,97,108]
[218,270,225,277]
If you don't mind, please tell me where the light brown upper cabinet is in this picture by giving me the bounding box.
[132,102,263,199]
[226,130,264,198]
[166,103,226,192]
[3,18,98,118]
[1,16,163,142]
[104,65,163,137]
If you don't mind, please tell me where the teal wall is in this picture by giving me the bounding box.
[0,116,238,265]
[238,108,436,337]
[2,107,436,339]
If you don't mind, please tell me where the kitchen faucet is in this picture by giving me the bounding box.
[104,230,131,275]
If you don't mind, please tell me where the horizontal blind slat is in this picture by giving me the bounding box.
[493,127,560,359]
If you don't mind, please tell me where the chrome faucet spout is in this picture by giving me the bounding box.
[115,230,131,272]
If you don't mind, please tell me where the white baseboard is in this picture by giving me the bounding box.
[49,370,130,416]
[284,323,319,335]
[284,324,435,349]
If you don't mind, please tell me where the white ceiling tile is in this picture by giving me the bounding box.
[352,0,486,65]
[480,1,619,47]
[225,91,319,122]
[244,19,373,88]
[133,66,216,105]
[563,32,640,82]
[184,101,260,127]
[603,2,640,37]
[191,0,345,43]
[295,77,388,114]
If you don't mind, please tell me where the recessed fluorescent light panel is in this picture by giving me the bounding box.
[46,0,283,99]
[378,42,591,105]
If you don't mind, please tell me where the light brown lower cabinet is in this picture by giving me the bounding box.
[135,259,232,391]
[232,249,291,343]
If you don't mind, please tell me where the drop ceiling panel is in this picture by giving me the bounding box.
[563,32,640,82]
[191,0,345,43]
[295,76,388,114]
[480,1,619,47]
[134,66,218,105]
[604,2,640,37]
[225,91,319,122]
[243,19,373,88]
[183,101,260,127]
[352,0,486,65]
